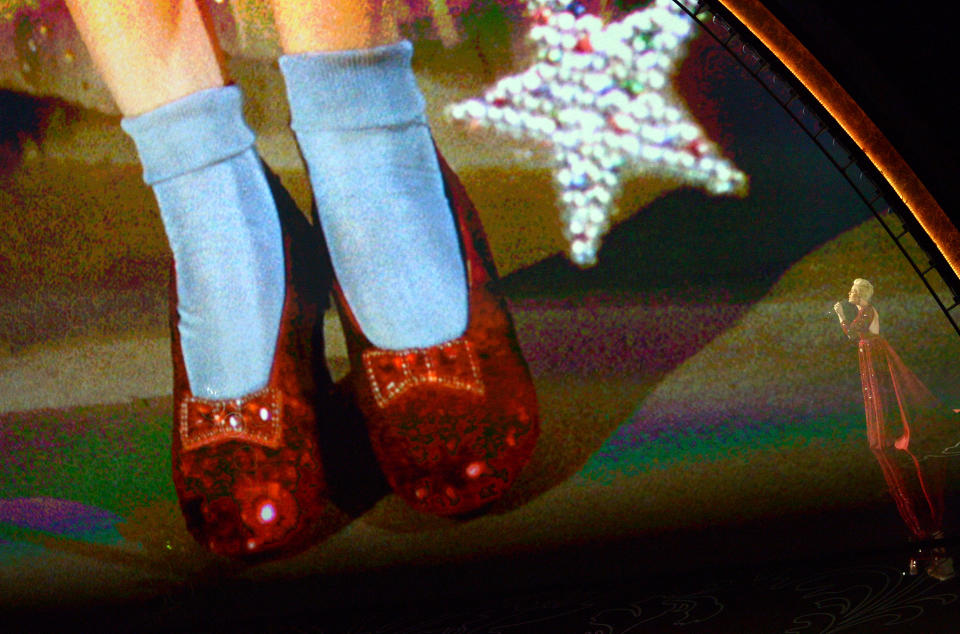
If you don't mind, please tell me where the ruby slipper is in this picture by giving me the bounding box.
[333,150,540,516]
[170,165,331,559]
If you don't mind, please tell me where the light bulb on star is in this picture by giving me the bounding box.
[447,0,748,266]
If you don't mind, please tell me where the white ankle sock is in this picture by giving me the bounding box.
[121,86,283,399]
[279,40,467,350]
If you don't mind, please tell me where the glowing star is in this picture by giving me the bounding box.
[447,0,748,266]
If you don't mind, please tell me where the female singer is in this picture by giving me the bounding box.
[835,278,954,579]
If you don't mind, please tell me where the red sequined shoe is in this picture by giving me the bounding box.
[170,167,331,559]
[333,151,539,516]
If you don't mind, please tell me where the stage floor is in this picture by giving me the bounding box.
[3,276,960,629]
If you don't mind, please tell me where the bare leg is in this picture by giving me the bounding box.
[64,0,224,115]
[269,0,399,54]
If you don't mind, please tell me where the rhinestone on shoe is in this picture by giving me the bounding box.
[180,386,283,451]
[363,338,485,409]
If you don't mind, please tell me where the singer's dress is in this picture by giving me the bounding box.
[842,304,953,540]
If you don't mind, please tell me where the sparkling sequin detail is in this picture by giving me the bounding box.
[179,387,282,451]
[447,0,747,266]
[337,151,540,517]
[363,338,485,409]
[168,166,333,560]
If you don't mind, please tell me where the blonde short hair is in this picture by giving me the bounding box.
[852,278,874,302]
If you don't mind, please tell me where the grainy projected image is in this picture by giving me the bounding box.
[1,0,959,618]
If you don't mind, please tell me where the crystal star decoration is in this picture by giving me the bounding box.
[447,0,748,266]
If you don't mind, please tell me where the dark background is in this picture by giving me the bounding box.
[761,0,960,227]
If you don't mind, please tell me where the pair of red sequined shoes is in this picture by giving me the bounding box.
[170,154,539,559]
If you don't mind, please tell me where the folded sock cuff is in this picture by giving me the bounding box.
[279,40,426,131]
[120,85,256,185]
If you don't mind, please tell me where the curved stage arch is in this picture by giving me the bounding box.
[708,0,960,331]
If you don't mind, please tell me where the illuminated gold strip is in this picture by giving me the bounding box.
[717,0,960,279]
